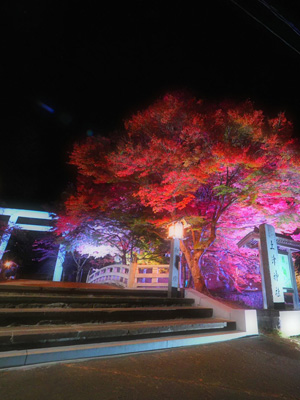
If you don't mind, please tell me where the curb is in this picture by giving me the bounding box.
[0,330,247,369]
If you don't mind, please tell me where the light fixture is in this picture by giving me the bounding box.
[4,261,13,269]
[168,221,184,239]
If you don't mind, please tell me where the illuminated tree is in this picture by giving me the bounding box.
[67,93,300,292]
[63,173,169,265]
[34,220,121,282]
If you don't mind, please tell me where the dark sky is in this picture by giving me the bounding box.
[2,0,300,211]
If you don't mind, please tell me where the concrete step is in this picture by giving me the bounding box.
[0,330,247,369]
[0,306,213,326]
[0,295,194,309]
[0,283,167,298]
[0,318,237,351]
[0,282,247,369]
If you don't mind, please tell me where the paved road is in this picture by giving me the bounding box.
[1,334,300,400]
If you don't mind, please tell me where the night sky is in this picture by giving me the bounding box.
[2,0,300,212]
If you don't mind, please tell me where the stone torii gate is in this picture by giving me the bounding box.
[0,207,65,281]
[238,223,300,310]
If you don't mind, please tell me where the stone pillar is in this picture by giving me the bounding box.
[168,238,180,297]
[288,250,300,310]
[128,261,137,288]
[259,224,285,309]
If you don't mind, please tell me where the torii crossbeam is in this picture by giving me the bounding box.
[0,208,65,281]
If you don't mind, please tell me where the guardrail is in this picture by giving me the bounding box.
[86,263,169,289]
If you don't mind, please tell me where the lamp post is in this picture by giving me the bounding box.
[168,221,184,298]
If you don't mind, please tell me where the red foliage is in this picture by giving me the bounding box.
[66,93,300,292]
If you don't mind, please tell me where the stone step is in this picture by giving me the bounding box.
[0,306,213,326]
[0,294,194,308]
[0,282,246,369]
[0,330,247,369]
[0,283,167,298]
[0,318,236,351]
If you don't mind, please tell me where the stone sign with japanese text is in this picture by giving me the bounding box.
[259,224,285,307]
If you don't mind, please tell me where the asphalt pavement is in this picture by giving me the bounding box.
[1,334,300,400]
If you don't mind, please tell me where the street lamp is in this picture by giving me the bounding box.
[168,221,184,297]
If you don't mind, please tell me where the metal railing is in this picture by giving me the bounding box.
[86,263,169,289]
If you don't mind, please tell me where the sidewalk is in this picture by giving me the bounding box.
[1,334,300,400]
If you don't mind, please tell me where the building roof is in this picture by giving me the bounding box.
[237,228,300,253]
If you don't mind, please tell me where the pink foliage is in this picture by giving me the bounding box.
[66,93,300,293]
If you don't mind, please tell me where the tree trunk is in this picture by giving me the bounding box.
[180,243,209,294]
[190,253,209,294]
[76,268,81,282]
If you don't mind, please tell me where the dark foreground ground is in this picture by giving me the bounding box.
[1,334,300,400]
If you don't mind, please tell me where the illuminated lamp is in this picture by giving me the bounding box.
[168,221,184,240]
[4,261,13,268]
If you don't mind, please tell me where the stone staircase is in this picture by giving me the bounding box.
[0,282,245,368]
